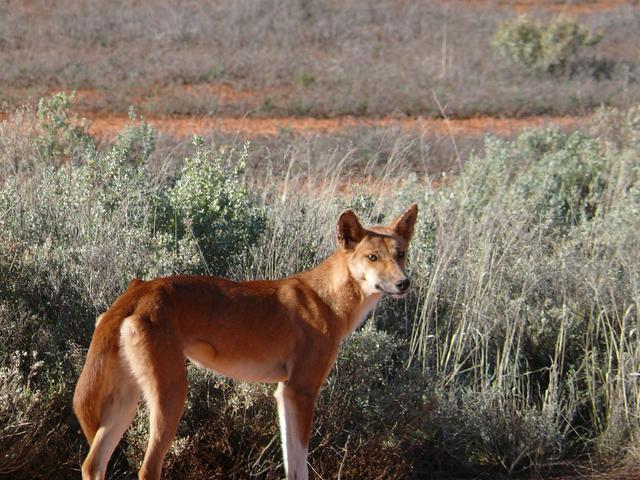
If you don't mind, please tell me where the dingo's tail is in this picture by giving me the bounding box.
[73,312,121,442]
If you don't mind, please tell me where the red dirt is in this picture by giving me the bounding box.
[440,0,633,15]
[83,113,585,140]
[0,103,586,140]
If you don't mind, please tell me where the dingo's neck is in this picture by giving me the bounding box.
[297,251,382,339]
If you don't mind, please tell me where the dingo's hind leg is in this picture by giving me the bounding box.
[80,365,140,480]
[275,382,319,480]
[120,316,187,480]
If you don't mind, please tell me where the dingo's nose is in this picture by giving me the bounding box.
[396,279,410,292]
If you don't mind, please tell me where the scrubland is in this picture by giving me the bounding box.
[0,0,638,117]
[0,94,638,479]
[1,1,640,479]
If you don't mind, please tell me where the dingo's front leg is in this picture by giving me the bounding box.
[275,382,319,480]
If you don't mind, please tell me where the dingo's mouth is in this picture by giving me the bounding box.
[376,285,409,298]
[390,291,409,299]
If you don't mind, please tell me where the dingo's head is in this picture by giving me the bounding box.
[337,204,418,298]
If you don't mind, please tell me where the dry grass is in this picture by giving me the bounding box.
[1,96,638,478]
[0,0,638,117]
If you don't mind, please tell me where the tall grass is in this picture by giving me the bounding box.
[0,96,639,478]
[407,108,640,470]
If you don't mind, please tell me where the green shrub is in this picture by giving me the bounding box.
[35,92,95,165]
[167,138,266,275]
[460,128,610,231]
[0,352,67,476]
[0,93,95,180]
[0,339,86,479]
[492,16,603,74]
[294,68,316,88]
[408,108,640,470]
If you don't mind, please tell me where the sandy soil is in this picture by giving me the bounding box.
[439,0,633,15]
[81,112,585,140]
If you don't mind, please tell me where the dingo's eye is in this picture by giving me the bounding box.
[367,254,378,262]
[397,251,405,259]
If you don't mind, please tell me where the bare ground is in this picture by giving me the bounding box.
[440,0,633,15]
[82,111,585,140]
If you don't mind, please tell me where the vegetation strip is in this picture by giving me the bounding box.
[1,94,639,478]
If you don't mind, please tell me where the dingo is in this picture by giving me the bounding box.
[73,204,418,480]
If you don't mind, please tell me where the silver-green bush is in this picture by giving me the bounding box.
[492,16,603,74]
[408,107,640,470]
[1,96,639,478]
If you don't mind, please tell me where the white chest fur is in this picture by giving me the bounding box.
[347,292,383,336]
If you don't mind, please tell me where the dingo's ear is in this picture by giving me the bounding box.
[390,203,418,241]
[337,209,365,250]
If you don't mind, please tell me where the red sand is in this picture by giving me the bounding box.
[82,113,585,140]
